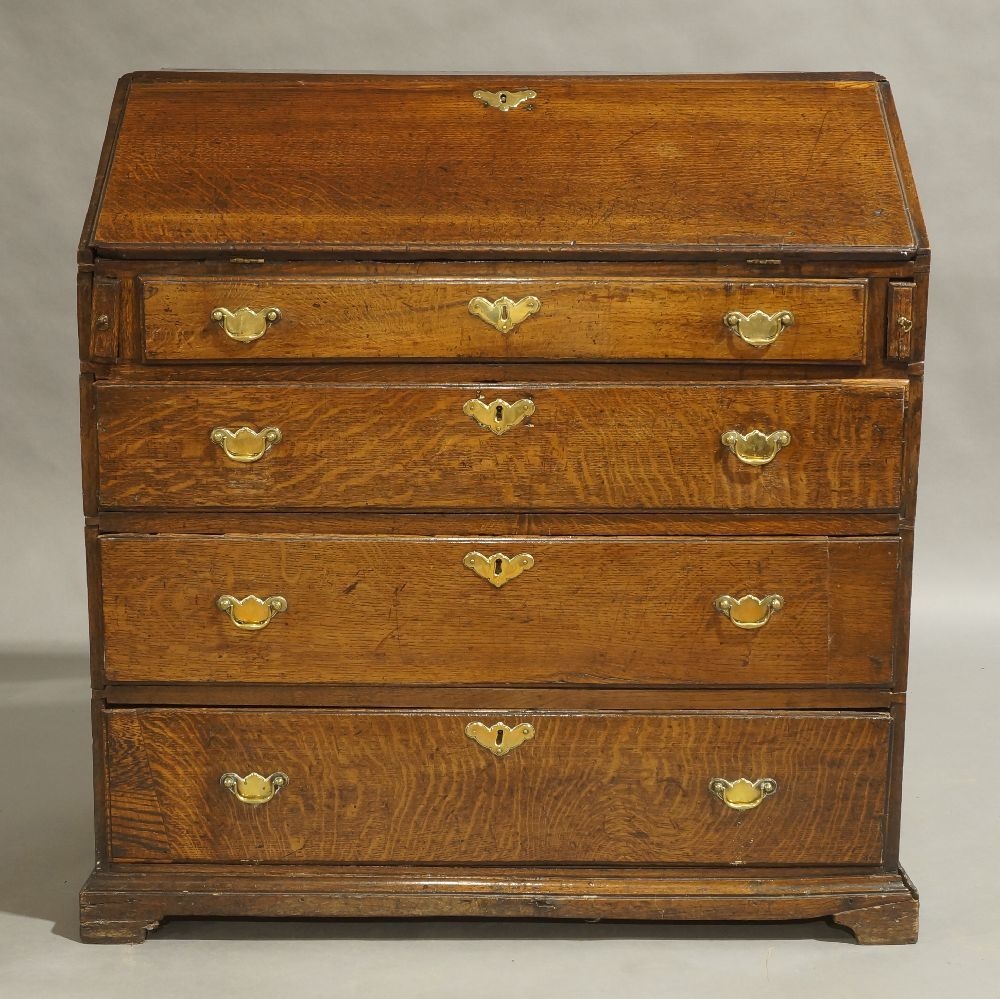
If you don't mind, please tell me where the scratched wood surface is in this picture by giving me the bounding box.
[140,275,868,363]
[95,380,906,511]
[99,535,899,687]
[89,74,920,258]
[106,708,891,865]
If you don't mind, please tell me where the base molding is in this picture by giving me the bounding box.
[79,864,918,945]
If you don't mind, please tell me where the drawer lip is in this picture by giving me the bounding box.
[104,707,892,867]
[138,275,869,365]
[94,379,907,513]
[98,534,900,689]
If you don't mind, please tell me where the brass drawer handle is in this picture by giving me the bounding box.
[216,594,288,630]
[714,593,784,630]
[721,428,791,466]
[466,721,535,757]
[463,397,535,436]
[464,551,534,588]
[723,309,794,346]
[473,89,536,111]
[211,425,282,463]
[211,306,281,343]
[220,771,289,805]
[709,777,778,811]
[468,295,541,332]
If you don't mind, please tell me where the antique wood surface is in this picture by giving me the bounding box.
[92,510,903,537]
[99,535,899,687]
[95,381,906,511]
[78,72,927,945]
[87,74,922,260]
[105,708,891,865]
[79,866,918,944]
[140,275,868,363]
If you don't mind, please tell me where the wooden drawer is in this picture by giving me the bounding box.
[100,535,898,687]
[140,275,868,363]
[95,380,905,512]
[106,708,891,865]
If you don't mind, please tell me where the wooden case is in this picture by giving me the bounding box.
[78,72,927,945]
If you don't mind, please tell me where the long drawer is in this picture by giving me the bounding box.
[100,534,898,687]
[140,275,869,363]
[95,381,906,511]
[106,708,891,865]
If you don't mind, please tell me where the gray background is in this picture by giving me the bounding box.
[0,0,996,995]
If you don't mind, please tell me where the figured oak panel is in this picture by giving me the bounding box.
[90,74,918,257]
[140,275,867,363]
[95,381,906,511]
[99,535,899,687]
[106,708,891,865]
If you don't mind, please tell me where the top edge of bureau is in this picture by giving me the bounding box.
[79,72,928,265]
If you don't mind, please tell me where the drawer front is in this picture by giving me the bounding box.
[96,381,905,511]
[106,709,891,865]
[100,535,898,687]
[141,276,868,363]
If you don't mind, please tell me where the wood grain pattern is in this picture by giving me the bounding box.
[79,865,919,944]
[94,509,904,538]
[140,275,868,363]
[89,74,920,258]
[105,708,891,865]
[77,72,928,944]
[99,535,899,687]
[95,381,906,511]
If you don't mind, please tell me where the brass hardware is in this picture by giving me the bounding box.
[216,594,288,630]
[709,777,778,811]
[465,721,535,757]
[220,771,289,805]
[896,315,914,334]
[210,426,282,463]
[463,397,535,436]
[468,295,541,333]
[723,309,794,346]
[95,313,110,331]
[463,551,534,588]
[721,429,791,466]
[211,306,281,343]
[473,89,536,111]
[714,593,784,630]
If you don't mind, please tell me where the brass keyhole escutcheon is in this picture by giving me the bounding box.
[465,721,535,757]
[463,551,534,588]
[468,295,541,333]
[462,397,535,436]
[472,89,536,111]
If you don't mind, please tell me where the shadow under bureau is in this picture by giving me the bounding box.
[77,72,928,944]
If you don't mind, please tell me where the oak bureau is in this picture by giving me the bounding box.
[77,73,928,944]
